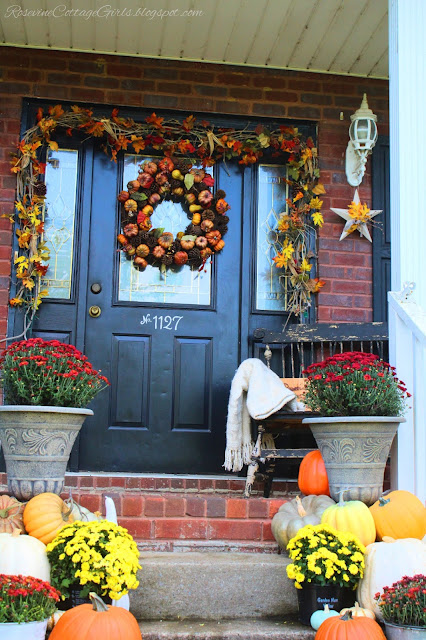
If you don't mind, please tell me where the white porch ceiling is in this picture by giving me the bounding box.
[0,0,388,79]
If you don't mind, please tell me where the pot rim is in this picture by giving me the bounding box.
[384,621,426,631]
[0,618,49,626]
[0,405,93,416]
[302,416,405,424]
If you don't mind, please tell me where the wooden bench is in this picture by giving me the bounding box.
[244,321,389,498]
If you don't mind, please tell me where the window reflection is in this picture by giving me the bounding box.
[42,149,78,299]
[118,155,212,305]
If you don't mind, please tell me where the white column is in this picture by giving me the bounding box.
[388,0,426,501]
[389,0,426,300]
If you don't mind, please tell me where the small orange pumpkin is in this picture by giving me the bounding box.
[369,490,426,540]
[298,450,330,496]
[49,593,141,640]
[23,492,74,544]
[0,495,25,533]
[316,612,386,640]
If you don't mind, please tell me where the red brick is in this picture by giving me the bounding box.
[215,100,250,115]
[140,477,156,490]
[69,88,105,102]
[262,521,275,541]
[122,495,143,517]
[79,476,94,488]
[64,475,79,488]
[185,479,199,490]
[84,76,120,89]
[119,517,153,539]
[226,498,248,519]
[207,520,262,541]
[253,76,288,89]
[268,499,286,518]
[199,479,214,491]
[78,493,102,512]
[302,93,332,105]
[164,497,185,517]
[170,478,185,490]
[107,63,141,77]
[155,518,207,539]
[217,73,249,86]
[110,476,126,488]
[206,496,226,518]
[180,70,214,83]
[125,477,141,489]
[154,478,171,490]
[195,85,228,97]
[145,497,165,517]
[158,82,192,95]
[213,480,229,491]
[252,103,286,117]
[248,499,269,519]
[264,91,298,102]
[186,497,206,517]
[229,88,263,100]
[288,106,321,119]
[71,59,106,74]
[94,476,111,488]
[145,94,179,109]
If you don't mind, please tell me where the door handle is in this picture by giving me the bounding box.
[89,305,102,318]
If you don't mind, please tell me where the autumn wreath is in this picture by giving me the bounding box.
[117,156,230,270]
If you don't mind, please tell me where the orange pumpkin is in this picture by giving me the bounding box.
[23,492,74,544]
[0,495,25,533]
[369,490,426,540]
[298,450,330,496]
[316,612,386,640]
[49,592,141,640]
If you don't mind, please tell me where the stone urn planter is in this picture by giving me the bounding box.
[302,416,404,506]
[384,622,426,639]
[0,406,93,500]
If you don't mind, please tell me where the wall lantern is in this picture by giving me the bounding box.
[345,94,378,187]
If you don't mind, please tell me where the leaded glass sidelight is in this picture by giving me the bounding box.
[42,148,78,299]
[256,164,290,311]
[118,155,212,305]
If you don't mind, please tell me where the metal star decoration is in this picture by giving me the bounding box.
[331,189,382,242]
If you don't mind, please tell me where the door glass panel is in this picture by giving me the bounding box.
[118,155,212,305]
[256,164,291,312]
[42,148,78,299]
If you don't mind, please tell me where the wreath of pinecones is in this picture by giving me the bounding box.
[117,157,230,270]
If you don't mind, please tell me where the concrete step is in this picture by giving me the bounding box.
[131,552,297,621]
[138,619,314,640]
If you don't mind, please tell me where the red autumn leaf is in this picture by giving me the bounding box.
[203,174,215,187]
[36,108,44,122]
[66,128,73,137]
[111,108,119,118]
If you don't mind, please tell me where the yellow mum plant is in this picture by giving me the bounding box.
[286,523,365,590]
[46,520,141,600]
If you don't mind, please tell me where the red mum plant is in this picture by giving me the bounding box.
[0,338,109,408]
[303,351,410,417]
[375,574,426,628]
[0,574,60,623]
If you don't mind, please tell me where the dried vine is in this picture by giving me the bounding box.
[5,104,326,339]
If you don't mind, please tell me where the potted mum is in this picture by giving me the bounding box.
[376,574,426,639]
[302,351,409,505]
[286,523,365,625]
[0,338,109,500]
[46,520,141,610]
[0,573,60,639]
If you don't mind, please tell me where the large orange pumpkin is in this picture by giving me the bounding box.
[298,450,330,496]
[49,593,141,640]
[369,490,426,540]
[315,612,386,640]
[23,492,74,544]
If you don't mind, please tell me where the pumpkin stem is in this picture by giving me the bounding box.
[11,528,22,537]
[378,497,391,507]
[295,496,307,517]
[324,604,330,613]
[340,610,353,621]
[382,536,396,543]
[0,508,9,517]
[338,489,351,503]
[89,592,110,612]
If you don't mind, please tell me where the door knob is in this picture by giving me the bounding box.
[90,283,102,294]
[89,305,101,318]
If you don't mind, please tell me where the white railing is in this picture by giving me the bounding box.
[388,286,426,503]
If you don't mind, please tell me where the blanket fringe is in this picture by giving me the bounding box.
[224,441,253,472]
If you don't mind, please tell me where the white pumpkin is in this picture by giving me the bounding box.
[65,497,102,522]
[0,530,50,582]
[271,494,335,549]
[357,536,426,620]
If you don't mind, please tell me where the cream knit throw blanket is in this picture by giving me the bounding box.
[224,358,299,472]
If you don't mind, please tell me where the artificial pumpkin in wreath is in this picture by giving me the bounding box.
[117,157,230,271]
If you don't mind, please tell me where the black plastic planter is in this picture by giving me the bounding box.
[297,583,355,625]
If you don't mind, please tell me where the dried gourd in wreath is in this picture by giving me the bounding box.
[117,157,230,271]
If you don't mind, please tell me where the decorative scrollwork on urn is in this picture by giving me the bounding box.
[363,437,393,463]
[4,428,18,453]
[316,437,355,463]
[21,429,76,456]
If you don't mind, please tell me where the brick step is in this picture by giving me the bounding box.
[138,619,315,640]
[131,552,297,621]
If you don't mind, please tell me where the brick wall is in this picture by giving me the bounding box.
[0,46,389,338]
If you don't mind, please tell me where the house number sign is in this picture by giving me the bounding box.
[140,314,183,330]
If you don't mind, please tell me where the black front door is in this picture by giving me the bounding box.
[11,103,314,474]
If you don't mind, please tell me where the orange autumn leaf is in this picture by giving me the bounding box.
[36,108,44,122]
[48,105,64,119]
[48,141,59,151]
[145,112,164,129]
[312,183,326,195]
[182,115,196,131]
[9,297,23,307]
[115,135,130,151]
[86,122,105,137]
[293,192,303,203]
[131,137,146,153]
[311,278,326,292]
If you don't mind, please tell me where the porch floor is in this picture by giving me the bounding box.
[138,619,315,640]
